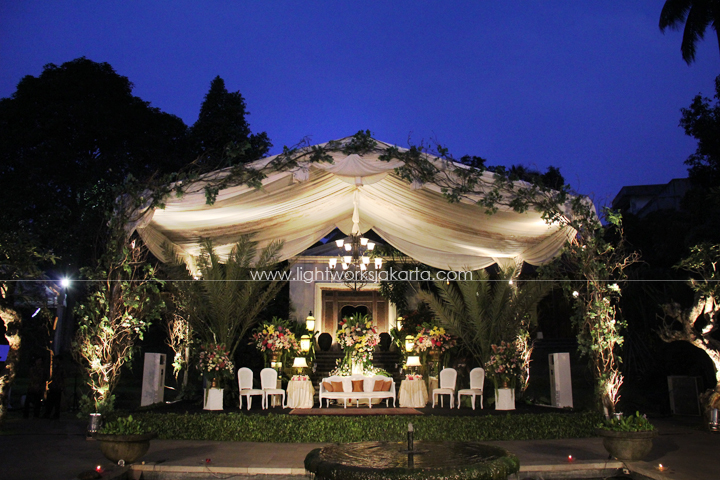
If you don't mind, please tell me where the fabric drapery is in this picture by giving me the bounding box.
[129,138,580,273]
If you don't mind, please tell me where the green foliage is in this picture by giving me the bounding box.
[100,415,151,435]
[72,235,164,414]
[597,411,654,432]
[0,57,189,271]
[418,267,551,366]
[166,236,288,358]
[132,411,599,443]
[660,2,720,65]
[190,75,271,167]
[680,75,720,187]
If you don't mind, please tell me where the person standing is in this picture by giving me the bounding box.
[23,356,46,418]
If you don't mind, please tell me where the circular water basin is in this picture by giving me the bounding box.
[305,441,519,480]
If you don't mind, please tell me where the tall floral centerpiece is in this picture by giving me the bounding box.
[332,314,381,375]
[413,324,457,376]
[484,340,524,390]
[197,343,234,388]
[252,317,300,369]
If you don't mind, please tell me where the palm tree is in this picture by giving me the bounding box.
[164,235,288,358]
[417,267,552,366]
[660,0,720,64]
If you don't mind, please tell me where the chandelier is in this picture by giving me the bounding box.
[328,234,383,290]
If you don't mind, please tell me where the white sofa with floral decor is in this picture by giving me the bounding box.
[318,375,396,408]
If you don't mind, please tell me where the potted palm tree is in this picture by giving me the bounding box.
[596,411,657,461]
[94,415,156,465]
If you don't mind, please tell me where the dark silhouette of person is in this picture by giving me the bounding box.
[23,356,46,418]
[44,355,65,419]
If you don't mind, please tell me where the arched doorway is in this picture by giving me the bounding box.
[319,288,390,341]
[339,305,370,328]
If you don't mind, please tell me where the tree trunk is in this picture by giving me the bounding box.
[0,306,22,425]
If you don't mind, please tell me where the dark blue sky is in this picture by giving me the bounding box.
[1,1,718,206]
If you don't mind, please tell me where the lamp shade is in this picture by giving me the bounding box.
[406,356,422,367]
[396,317,403,331]
[329,258,337,268]
[306,312,315,331]
[300,334,311,352]
[293,357,308,368]
[405,335,415,353]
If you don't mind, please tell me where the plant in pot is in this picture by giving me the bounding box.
[94,415,156,465]
[596,411,657,461]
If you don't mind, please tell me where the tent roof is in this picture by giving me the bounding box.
[130,136,577,272]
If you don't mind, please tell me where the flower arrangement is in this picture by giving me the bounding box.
[484,340,523,389]
[331,314,381,375]
[197,343,234,387]
[291,374,310,381]
[406,374,423,381]
[252,317,300,354]
[336,314,380,353]
[413,324,456,353]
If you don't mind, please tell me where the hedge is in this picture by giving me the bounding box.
[131,411,600,443]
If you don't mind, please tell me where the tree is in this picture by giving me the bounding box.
[72,233,164,414]
[0,231,56,424]
[660,0,720,64]
[681,75,720,188]
[659,243,720,420]
[0,58,189,273]
[190,76,271,167]
[418,267,552,368]
[163,236,288,359]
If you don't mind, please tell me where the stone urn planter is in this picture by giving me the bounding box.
[595,429,657,461]
[94,432,157,465]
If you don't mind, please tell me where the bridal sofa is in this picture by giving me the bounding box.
[319,374,396,408]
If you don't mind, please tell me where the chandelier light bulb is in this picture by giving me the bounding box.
[344,243,352,252]
[360,237,369,246]
[329,258,337,268]
[343,255,352,264]
[360,264,367,271]
[335,239,344,248]
[362,256,370,265]
[367,242,375,250]
[342,263,349,270]
[375,258,383,268]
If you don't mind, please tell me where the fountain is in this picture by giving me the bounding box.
[305,423,519,480]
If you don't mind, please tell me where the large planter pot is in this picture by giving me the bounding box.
[204,387,224,410]
[495,388,515,410]
[94,433,157,464]
[595,429,657,461]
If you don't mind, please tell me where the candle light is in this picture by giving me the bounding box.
[657,464,666,472]
[567,455,574,463]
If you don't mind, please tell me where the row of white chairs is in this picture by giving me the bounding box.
[238,365,486,410]
[432,367,485,410]
[237,367,286,409]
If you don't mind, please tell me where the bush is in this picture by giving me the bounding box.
[596,411,654,432]
[131,411,600,443]
[99,415,151,435]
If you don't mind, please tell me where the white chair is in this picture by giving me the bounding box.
[238,367,263,410]
[432,368,457,408]
[457,367,485,410]
[260,367,286,409]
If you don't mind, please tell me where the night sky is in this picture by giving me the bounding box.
[1,1,718,206]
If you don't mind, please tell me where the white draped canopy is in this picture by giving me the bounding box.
[129,138,578,273]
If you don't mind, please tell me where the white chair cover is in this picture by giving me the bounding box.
[260,367,286,409]
[432,368,457,408]
[457,367,485,410]
[238,367,263,410]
